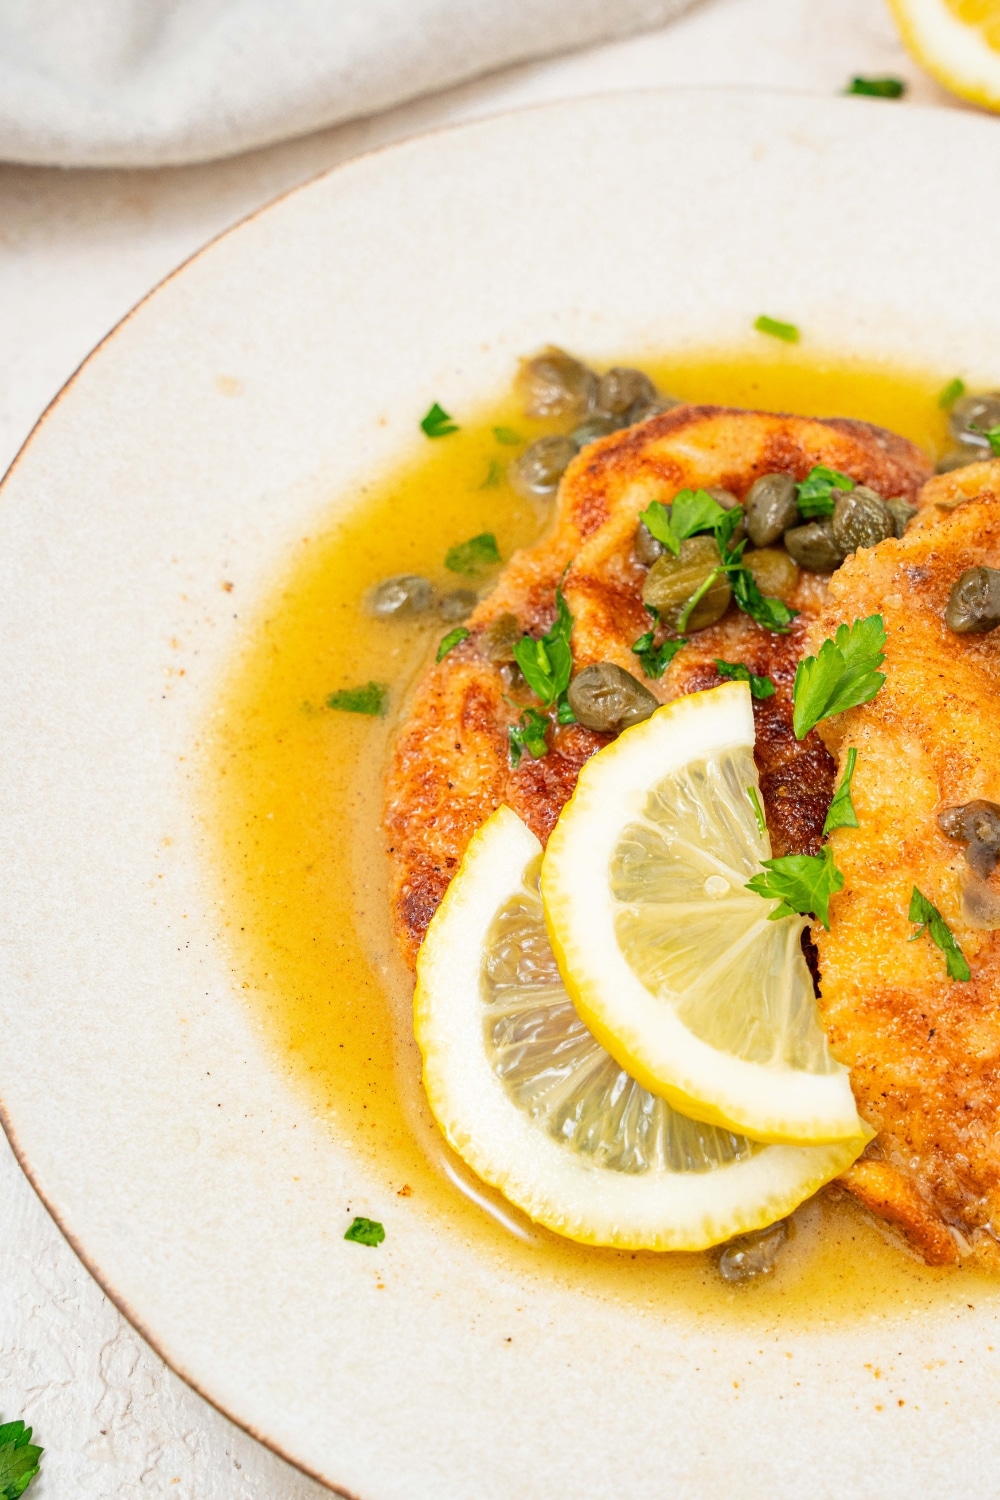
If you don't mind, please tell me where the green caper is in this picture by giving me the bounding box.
[626,395,680,425]
[642,535,732,631]
[745,472,798,547]
[831,486,894,554]
[949,392,1000,447]
[572,414,622,447]
[366,573,434,617]
[716,1219,789,1284]
[566,662,659,733]
[479,612,522,663]
[439,589,477,622]
[516,346,597,418]
[509,435,579,500]
[634,519,665,565]
[945,566,1000,633]
[936,445,988,474]
[596,367,656,416]
[744,547,800,602]
[783,520,847,573]
[886,496,918,537]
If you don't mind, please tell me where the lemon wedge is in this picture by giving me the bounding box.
[541,682,867,1146]
[889,0,1000,110]
[415,803,867,1251]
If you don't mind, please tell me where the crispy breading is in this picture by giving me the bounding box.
[812,472,1000,1267]
[384,405,930,964]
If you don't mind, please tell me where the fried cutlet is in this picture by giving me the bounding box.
[384,405,931,965]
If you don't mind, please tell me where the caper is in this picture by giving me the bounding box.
[886,496,918,537]
[634,519,665,565]
[516,345,598,419]
[626,395,680,425]
[949,392,1000,447]
[783,519,847,573]
[479,612,522,663]
[366,573,434,617]
[936,445,988,474]
[596,366,656,416]
[831,486,894,554]
[939,799,1000,879]
[642,535,732,631]
[509,435,579,500]
[439,589,477,623]
[716,1219,789,1284]
[744,547,800,602]
[745,472,798,547]
[571,414,622,447]
[566,662,659,733]
[945,566,1000,633]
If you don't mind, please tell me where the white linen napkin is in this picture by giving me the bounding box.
[0,0,700,167]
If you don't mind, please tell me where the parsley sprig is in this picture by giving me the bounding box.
[632,629,687,679]
[509,707,550,767]
[938,377,965,409]
[513,587,573,705]
[436,626,470,662]
[846,76,906,98]
[0,1420,42,1499]
[755,314,800,343]
[823,746,859,835]
[792,615,886,739]
[420,402,458,438]
[445,532,501,575]
[909,887,971,982]
[796,464,854,519]
[745,845,844,929]
[640,489,730,555]
[326,681,388,716]
[972,424,1000,457]
[345,1216,386,1247]
[715,660,775,699]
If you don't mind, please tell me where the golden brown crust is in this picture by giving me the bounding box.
[384,405,931,966]
[812,476,1000,1267]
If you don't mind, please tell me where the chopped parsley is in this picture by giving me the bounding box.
[715,660,775,699]
[938,377,966,409]
[823,746,859,835]
[445,532,501,575]
[745,845,844,929]
[754,314,800,343]
[513,586,573,705]
[909,887,971,982]
[420,402,458,438]
[731,563,797,633]
[509,707,550,767]
[746,785,767,840]
[556,694,577,725]
[640,488,730,555]
[974,424,1000,456]
[796,464,854,519]
[326,681,388,716]
[479,458,504,489]
[344,1216,386,1247]
[492,426,523,446]
[0,1420,42,1499]
[436,626,470,662]
[632,630,688,679]
[846,76,906,98]
[792,615,886,739]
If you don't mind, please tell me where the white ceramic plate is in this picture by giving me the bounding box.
[1,91,999,1499]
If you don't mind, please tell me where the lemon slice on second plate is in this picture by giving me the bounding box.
[541,682,866,1146]
[415,803,867,1251]
[889,0,1000,112]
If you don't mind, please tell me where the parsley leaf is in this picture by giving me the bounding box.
[556,693,577,725]
[509,707,550,767]
[436,626,470,662]
[730,564,798,633]
[754,314,800,343]
[846,76,906,98]
[745,845,844,929]
[492,426,522,446]
[938,377,966,409]
[0,1420,42,1499]
[639,488,729,556]
[513,587,573,704]
[908,887,971,982]
[974,424,1000,457]
[746,785,767,840]
[632,631,688,679]
[796,464,854,519]
[344,1216,386,1247]
[420,402,458,438]
[792,614,886,739]
[326,681,388,716]
[479,458,503,489]
[823,746,859,835]
[715,659,775,699]
[445,532,501,575]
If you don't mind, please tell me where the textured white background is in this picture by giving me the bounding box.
[0,1,966,1495]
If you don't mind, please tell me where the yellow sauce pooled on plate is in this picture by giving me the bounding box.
[205,349,998,1324]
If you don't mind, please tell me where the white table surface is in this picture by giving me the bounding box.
[0,1,967,1494]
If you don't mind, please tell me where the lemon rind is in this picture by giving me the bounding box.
[888,0,1000,111]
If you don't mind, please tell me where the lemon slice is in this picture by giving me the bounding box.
[541,682,866,1146]
[415,803,867,1251]
[889,0,1000,111]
